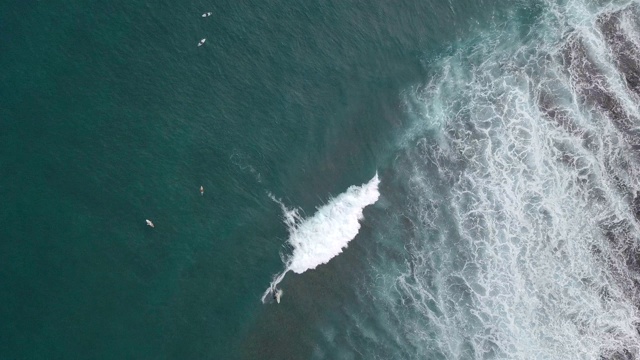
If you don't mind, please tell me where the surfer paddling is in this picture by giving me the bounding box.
[145,219,155,228]
[200,185,204,196]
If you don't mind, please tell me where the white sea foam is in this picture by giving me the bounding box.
[261,174,380,303]
[328,0,640,358]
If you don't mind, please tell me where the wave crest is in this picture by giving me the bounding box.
[261,174,380,303]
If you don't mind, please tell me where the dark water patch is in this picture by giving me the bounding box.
[538,90,582,135]
[561,36,640,143]
[598,6,640,99]
[605,348,636,360]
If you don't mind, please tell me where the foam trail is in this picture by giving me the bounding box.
[261,174,380,303]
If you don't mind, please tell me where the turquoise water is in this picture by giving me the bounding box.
[4,0,640,358]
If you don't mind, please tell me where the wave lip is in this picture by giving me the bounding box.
[261,173,380,302]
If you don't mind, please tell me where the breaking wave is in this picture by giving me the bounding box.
[261,174,380,303]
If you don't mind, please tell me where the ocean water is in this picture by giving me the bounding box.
[3,0,640,359]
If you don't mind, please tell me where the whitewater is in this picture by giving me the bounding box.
[307,0,640,359]
[261,174,380,303]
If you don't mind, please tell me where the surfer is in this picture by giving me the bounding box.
[272,288,282,303]
[145,219,155,228]
[198,38,206,47]
[201,12,212,17]
[200,185,204,196]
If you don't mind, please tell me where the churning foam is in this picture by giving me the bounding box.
[320,0,640,359]
[261,174,380,303]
